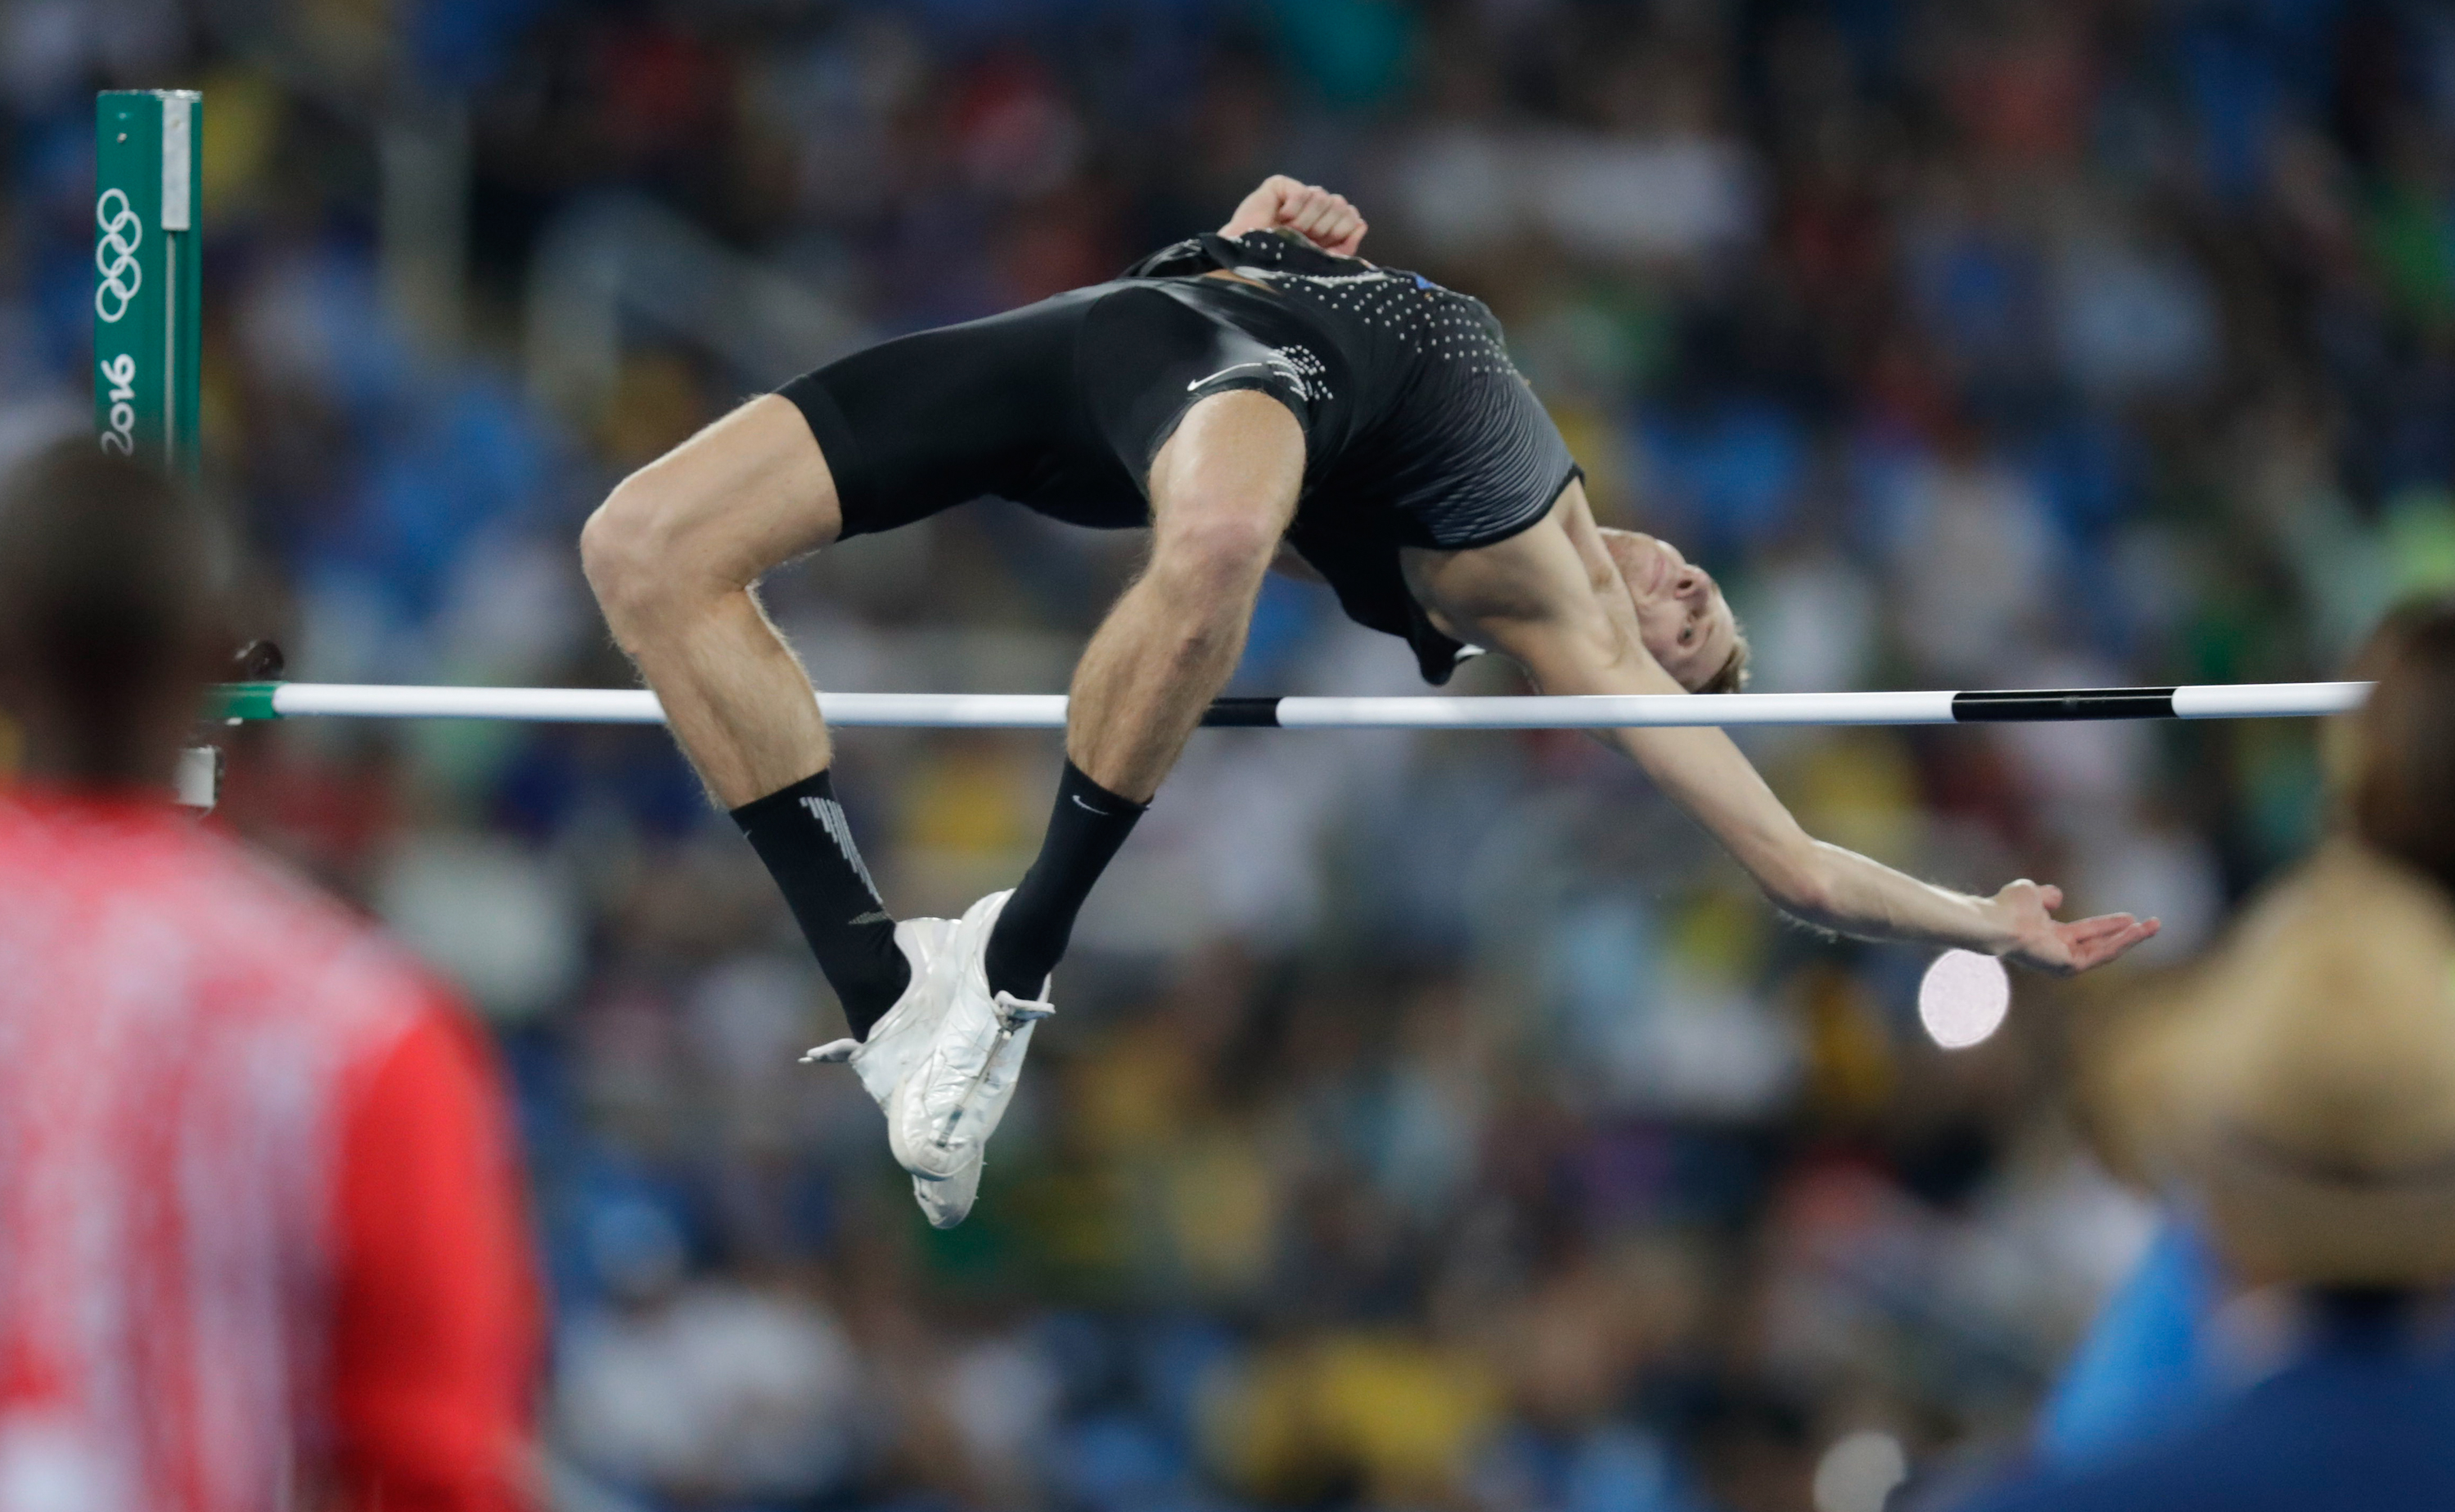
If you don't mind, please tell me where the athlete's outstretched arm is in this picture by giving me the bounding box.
[1406,485,2160,976]
[1220,175,1367,255]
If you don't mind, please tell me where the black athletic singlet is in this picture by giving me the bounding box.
[778,230,1579,682]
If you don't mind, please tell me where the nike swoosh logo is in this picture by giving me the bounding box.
[1070,794,1109,816]
[1187,362,1270,392]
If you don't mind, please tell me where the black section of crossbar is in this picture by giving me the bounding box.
[1951,687,2178,722]
[1200,697,1284,727]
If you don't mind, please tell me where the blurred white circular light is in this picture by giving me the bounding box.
[1813,1429,1908,1512]
[1918,950,2011,1050]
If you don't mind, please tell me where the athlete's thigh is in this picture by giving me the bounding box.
[795,291,1109,533]
[1146,389,1305,546]
[1079,284,1315,541]
[619,393,844,591]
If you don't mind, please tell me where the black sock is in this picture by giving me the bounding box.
[731,769,910,1040]
[984,760,1147,999]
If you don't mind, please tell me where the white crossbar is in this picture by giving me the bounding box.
[236,681,2374,729]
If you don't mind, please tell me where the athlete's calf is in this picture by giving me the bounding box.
[582,398,920,1046]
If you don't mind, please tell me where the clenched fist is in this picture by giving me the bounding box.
[1219,175,1367,257]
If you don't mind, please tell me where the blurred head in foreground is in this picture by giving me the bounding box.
[2103,597,2455,1290]
[2340,596,2455,900]
[0,439,232,790]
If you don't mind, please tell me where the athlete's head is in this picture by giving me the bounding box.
[1597,527,1748,694]
[0,439,234,790]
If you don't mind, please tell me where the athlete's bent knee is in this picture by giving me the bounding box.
[1148,508,1283,604]
[582,471,703,637]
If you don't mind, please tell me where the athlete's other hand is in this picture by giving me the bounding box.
[1991,880,2161,976]
[1221,175,1367,256]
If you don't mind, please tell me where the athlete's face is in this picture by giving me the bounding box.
[1602,529,1737,691]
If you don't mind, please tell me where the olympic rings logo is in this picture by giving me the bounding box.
[94,188,143,324]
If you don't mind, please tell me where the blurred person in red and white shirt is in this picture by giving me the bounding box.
[0,440,541,1511]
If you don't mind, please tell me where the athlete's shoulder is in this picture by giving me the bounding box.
[197,830,453,1028]
[0,792,453,1028]
[0,791,236,901]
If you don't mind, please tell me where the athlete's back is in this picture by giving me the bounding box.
[779,214,1575,682]
[0,792,539,1511]
[1130,229,1523,419]
[1124,230,1581,669]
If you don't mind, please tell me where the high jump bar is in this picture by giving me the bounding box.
[208,681,2372,730]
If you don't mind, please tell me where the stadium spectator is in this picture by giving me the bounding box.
[1954,601,2455,1510]
[0,441,542,1510]
[2042,599,2455,1465]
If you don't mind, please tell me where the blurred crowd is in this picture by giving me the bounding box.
[7,0,2455,1508]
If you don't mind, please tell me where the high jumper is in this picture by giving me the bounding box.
[579,175,2160,1226]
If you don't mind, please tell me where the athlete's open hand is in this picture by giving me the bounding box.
[1992,880,2161,976]
[1221,175,1367,256]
